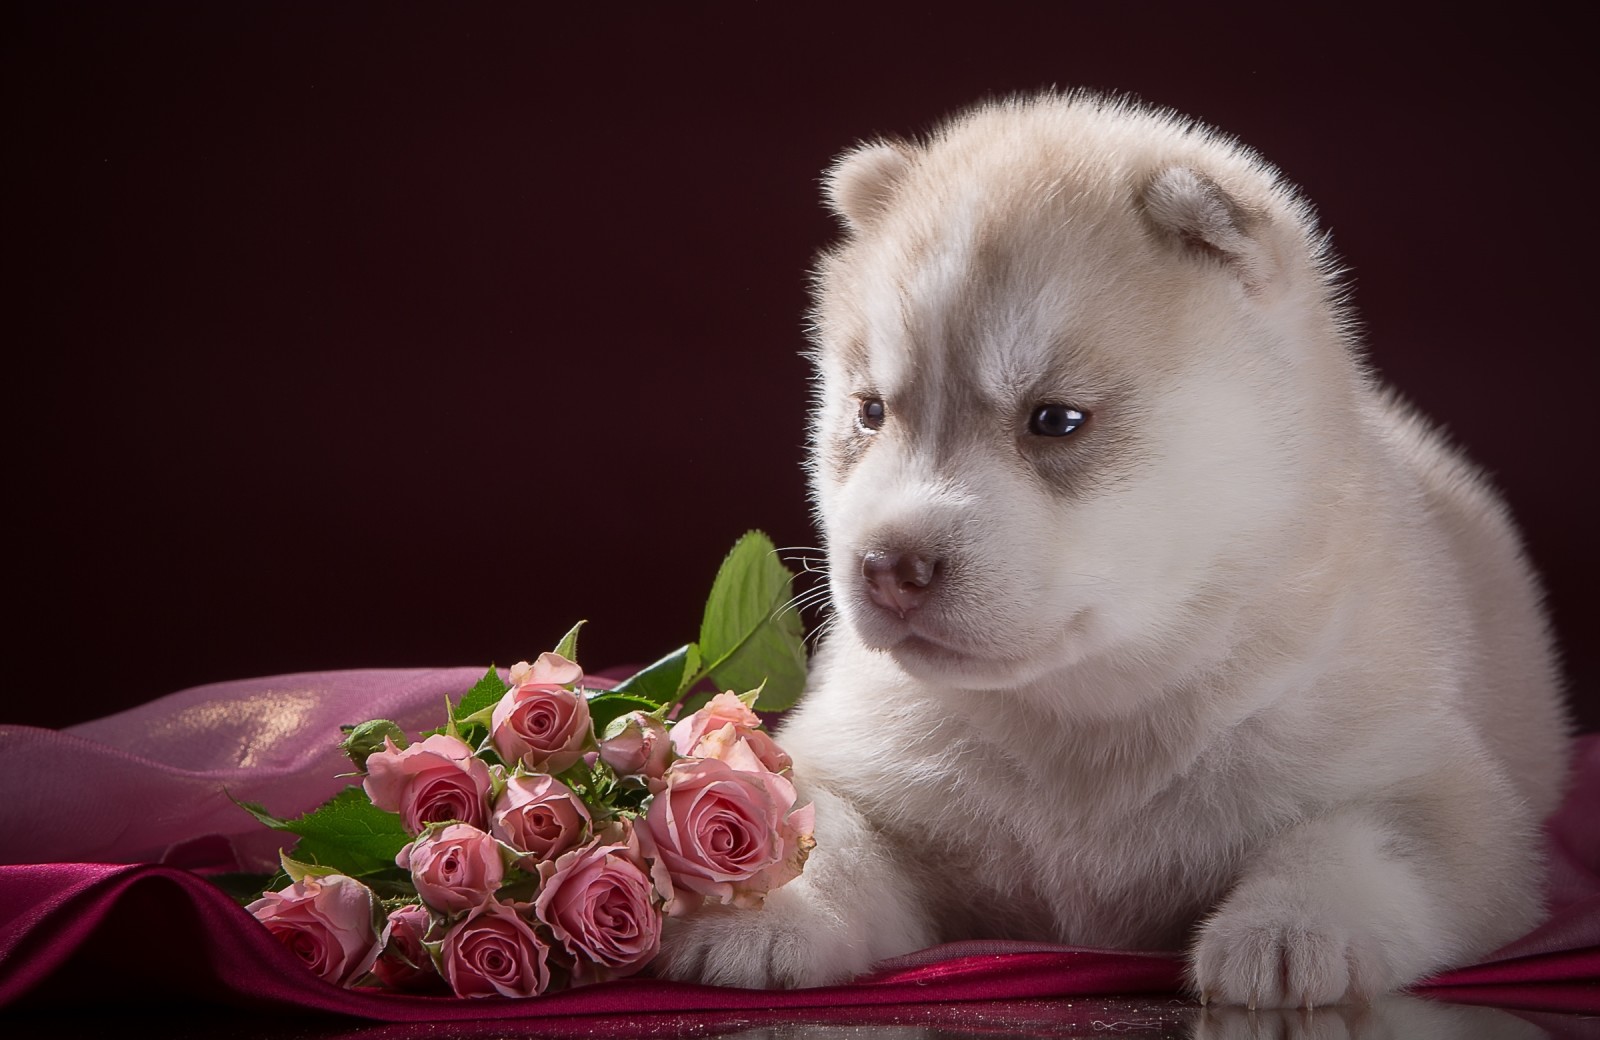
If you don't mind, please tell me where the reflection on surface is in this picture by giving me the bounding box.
[1188,995,1550,1040]
[709,995,1551,1040]
[7,995,1570,1040]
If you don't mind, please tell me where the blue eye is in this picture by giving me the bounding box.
[859,397,886,432]
[1029,403,1087,437]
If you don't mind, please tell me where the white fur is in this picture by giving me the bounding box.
[656,92,1569,1008]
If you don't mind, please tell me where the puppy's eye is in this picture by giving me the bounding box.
[858,397,886,432]
[1028,403,1088,437]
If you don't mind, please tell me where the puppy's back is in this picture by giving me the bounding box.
[1372,390,1568,816]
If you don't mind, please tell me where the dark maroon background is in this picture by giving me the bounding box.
[4,4,1594,731]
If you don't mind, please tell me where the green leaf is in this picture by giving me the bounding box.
[279,849,341,883]
[453,703,497,733]
[673,642,704,697]
[676,688,715,718]
[586,690,669,733]
[552,620,585,663]
[455,664,510,719]
[207,871,279,904]
[612,643,700,706]
[696,530,808,710]
[237,787,412,880]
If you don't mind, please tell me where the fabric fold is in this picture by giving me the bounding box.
[1,669,1595,1016]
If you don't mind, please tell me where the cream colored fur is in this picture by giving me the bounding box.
[657,91,1569,1008]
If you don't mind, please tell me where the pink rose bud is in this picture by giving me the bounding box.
[440,899,552,998]
[670,691,792,774]
[363,733,493,834]
[641,741,815,916]
[490,662,592,774]
[340,718,408,772]
[598,711,673,779]
[373,903,442,991]
[491,774,591,866]
[246,874,383,988]
[534,839,661,984]
[397,822,506,914]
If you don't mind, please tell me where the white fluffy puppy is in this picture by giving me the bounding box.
[659,92,1569,1008]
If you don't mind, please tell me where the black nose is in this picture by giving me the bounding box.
[861,550,940,618]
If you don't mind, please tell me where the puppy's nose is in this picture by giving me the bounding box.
[861,550,939,618]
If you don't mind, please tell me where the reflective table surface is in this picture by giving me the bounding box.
[9,996,1594,1039]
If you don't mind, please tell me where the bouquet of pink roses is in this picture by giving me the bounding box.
[236,531,813,998]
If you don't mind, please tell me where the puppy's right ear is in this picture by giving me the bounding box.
[823,139,914,231]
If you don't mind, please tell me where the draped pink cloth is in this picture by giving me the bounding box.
[1,668,1596,1018]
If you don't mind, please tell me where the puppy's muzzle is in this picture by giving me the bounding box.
[861,550,940,619]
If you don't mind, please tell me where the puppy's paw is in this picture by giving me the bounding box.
[652,888,872,989]
[1189,880,1409,1008]
[1190,811,1460,1009]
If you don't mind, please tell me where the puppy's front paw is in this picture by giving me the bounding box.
[652,888,871,989]
[1189,878,1413,1008]
[1189,810,1464,1009]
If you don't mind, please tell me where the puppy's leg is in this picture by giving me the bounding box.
[653,785,935,988]
[1190,789,1540,1008]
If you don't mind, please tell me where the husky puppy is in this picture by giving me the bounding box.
[659,92,1569,1008]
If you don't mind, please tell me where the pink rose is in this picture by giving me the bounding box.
[598,710,673,779]
[534,839,661,983]
[670,691,791,774]
[690,722,794,776]
[641,741,815,916]
[508,652,582,689]
[397,822,506,914]
[373,903,442,991]
[669,691,758,752]
[246,874,382,987]
[363,733,493,834]
[440,899,552,998]
[491,653,592,773]
[491,774,590,865]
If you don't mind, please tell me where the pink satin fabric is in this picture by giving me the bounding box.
[1,668,1595,1016]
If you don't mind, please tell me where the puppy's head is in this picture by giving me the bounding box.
[807,93,1357,714]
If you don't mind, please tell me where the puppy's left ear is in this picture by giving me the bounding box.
[1140,166,1271,294]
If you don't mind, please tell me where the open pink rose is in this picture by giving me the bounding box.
[373,903,442,991]
[491,653,592,773]
[246,874,382,987]
[440,899,552,998]
[670,691,791,774]
[598,710,673,779]
[534,838,661,983]
[491,774,590,865]
[397,822,506,914]
[641,740,815,916]
[363,733,492,833]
